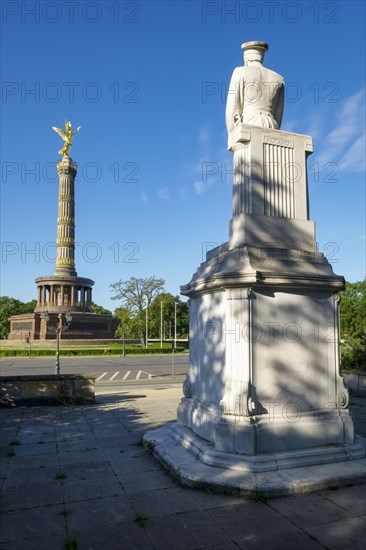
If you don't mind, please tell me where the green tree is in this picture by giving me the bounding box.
[114,307,140,339]
[110,276,166,344]
[149,293,189,339]
[340,279,366,370]
[0,297,37,339]
[91,302,113,316]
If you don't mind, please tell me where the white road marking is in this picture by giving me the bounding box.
[97,370,163,383]
[141,370,153,379]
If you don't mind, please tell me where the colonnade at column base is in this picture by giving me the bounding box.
[34,275,95,313]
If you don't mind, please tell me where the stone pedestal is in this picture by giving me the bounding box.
[146,123,365,478]
[8,311,119,341]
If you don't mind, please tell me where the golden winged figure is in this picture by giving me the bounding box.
[52,120,81,156]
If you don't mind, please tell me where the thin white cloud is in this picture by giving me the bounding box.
[282,118,300,133]
[157,187,170,200]
[179,186,189,200]
[339,134,366,171]
[192,127,231,195]
[316,89,365,171]
[194,179,211,195]
[197,126,212,147]
[139,191,149,203]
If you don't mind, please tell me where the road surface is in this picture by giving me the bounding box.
[0,355,189,391]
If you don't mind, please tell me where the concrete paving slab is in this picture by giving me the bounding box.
[93,432,142,446]
[116,468,178,494]
[62,478,121,503]
[0,503,65,543]
[3,464,60,484]
[208,502,324,549]
[1,479,64,510]
[188,490,252,510]
[109,454,166,475]
[267,492,354,527]
[12,441,57,456]
[60,459,115,480]
[199,543,241,550]
[102,446,145,463]
[58,447,106,464]
[6,451,59,470]
[0,533,66,550]
[91,434,131,448]
[143,509,235,550]
[306,516,366,550]
[55,437,99,452]
[318,483,366,516]
[66,495,136,530]
[129,487,201,518]
[72,521,154,550]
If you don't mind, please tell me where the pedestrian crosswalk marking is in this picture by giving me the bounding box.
[141,370,153,379]
[95,370,172,382]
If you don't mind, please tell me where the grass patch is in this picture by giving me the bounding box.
[144,440,155,454]
[55,471,66,481]
[9,439,20,446]
[64,535,78,550]
[60,506,70,518]
[248,486,268,503]
[6,450,16,458]
[135,512,148,528]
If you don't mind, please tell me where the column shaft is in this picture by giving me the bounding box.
[54,156,77,277]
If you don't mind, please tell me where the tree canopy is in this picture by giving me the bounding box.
[340,279,366,370]
[0,297,37,339]
[91,303,113,316]
[110,277,189,343]
[110,276,166,313]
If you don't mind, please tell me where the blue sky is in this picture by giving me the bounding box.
[1,0,365,311]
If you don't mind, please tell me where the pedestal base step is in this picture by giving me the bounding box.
[143,423,366,498]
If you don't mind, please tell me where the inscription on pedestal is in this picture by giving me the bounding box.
[264,135,294,148]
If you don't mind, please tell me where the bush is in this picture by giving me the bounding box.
[0,346,187,358]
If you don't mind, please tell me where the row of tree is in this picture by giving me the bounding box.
[1,277,365,371]
[110,277,188,344]
[0,277,189,344]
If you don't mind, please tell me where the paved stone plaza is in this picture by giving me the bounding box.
[0,387,365,549]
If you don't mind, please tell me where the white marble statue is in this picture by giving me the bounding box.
[143,40,365,494]
[226,41,284,133]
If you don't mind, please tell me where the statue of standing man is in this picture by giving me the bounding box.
[226,41,285,134]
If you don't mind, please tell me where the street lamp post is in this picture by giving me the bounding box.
[174,301,177,346]
[41,311,73,374]
[55,315,61,374]
[145,300,148,349]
